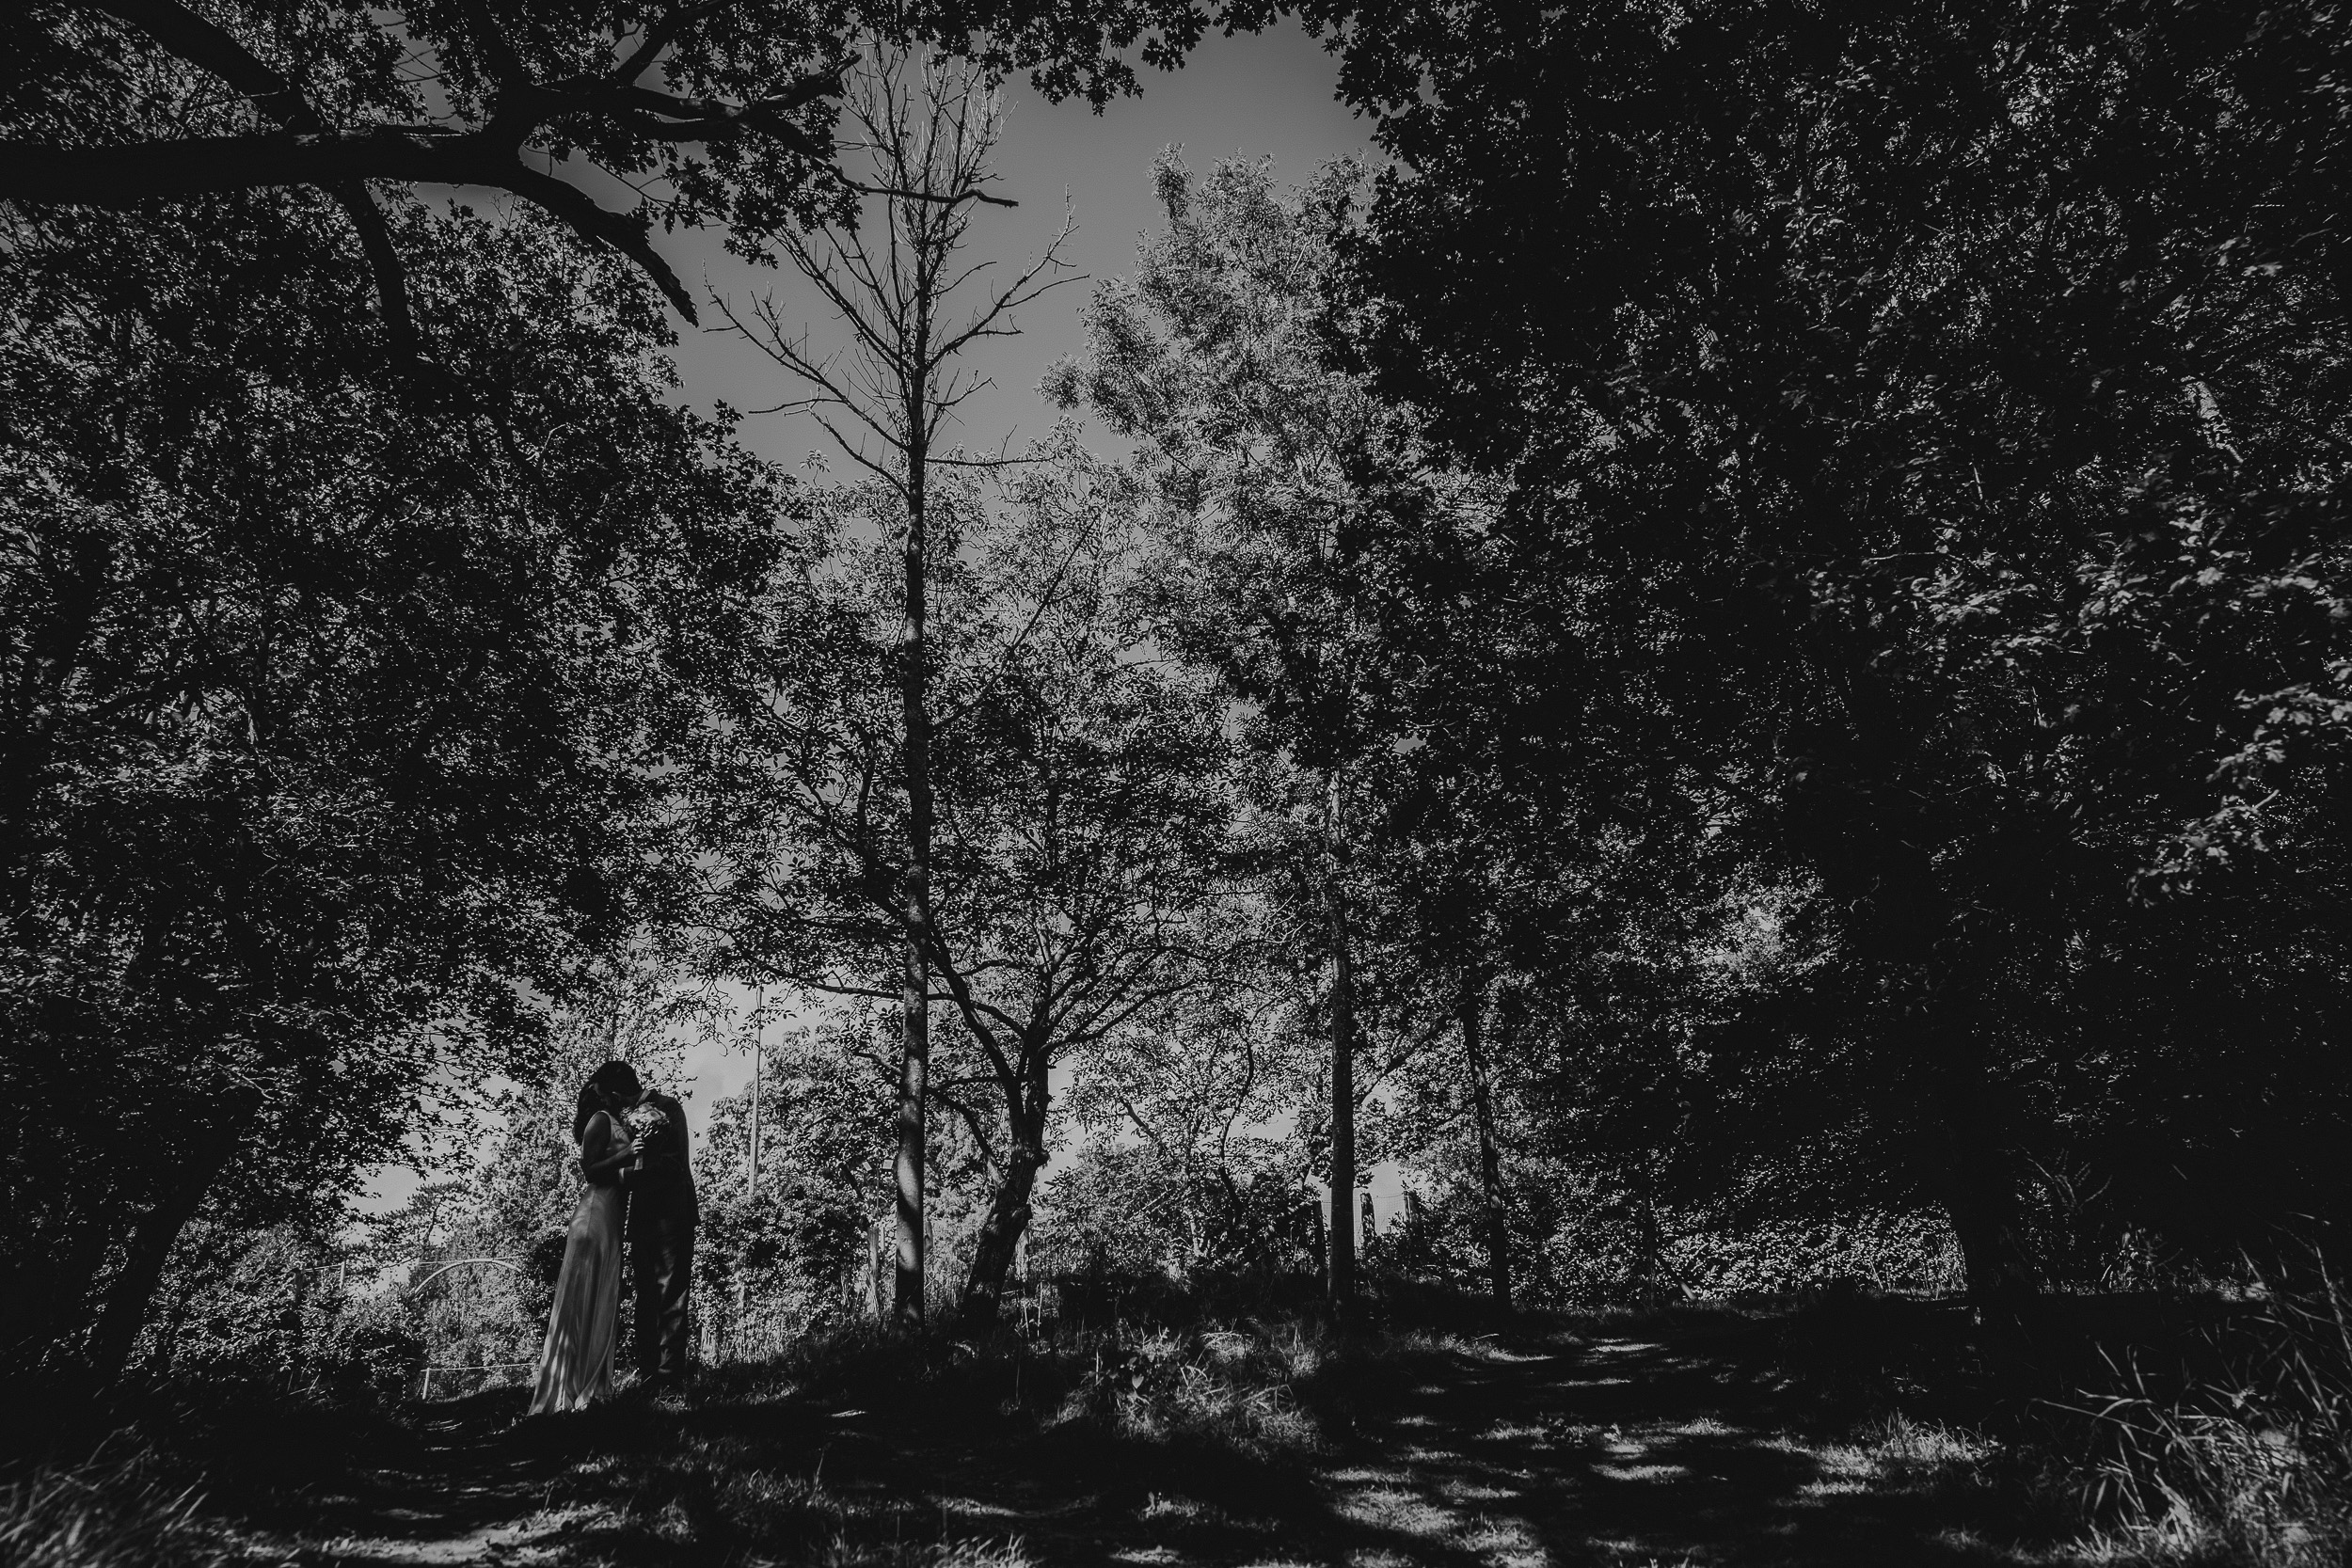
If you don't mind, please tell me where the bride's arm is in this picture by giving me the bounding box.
[579,1111,634,1181]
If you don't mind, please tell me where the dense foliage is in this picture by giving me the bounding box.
[17,7,2352,1495]
[0,0,1300,1386]
[0,184,787,1380]
[1295,0,2352,1294]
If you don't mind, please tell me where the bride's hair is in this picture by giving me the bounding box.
[573,1085,606,1145]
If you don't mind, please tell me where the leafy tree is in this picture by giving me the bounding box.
[701,439,1247,1326]
[0,190,781,1381]
[692,1006,895,1346]
[1058,978,1323,1281]
[1311,0,2352,1293]
[929,547,1244,1324]
[1044,150,1496,1310]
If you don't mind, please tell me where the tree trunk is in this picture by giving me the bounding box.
[1633,1153,1660,1293]
[83,1095,254,1386]
[893,923,927,1326]
[895,444,932,1329]
[1461,972,1511,1313]
[746,998,762,1202]
[1944,1133,2041,1307]
[1326,851,1357,1313]
[1927,1005,2042,1309]
[958,1132,1044,1331]
[84,1200,192,1385]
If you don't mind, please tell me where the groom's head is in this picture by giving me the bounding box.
[590,1060,643,1106]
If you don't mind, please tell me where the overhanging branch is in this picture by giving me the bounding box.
[8,4,843,324]
[82,1,446,366]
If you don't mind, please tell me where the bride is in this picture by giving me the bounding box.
[528,1071,636,1414]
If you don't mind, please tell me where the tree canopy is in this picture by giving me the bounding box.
[1307,0,2352,1286]
[18,0,2352,1397]
[0,184,782,1377]
[4,0,1279,365]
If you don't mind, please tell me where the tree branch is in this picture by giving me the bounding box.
[3,126,454,204]
[91,0,316,127]
[10,12,845,325]
[610,0,736,85]
[327,182,425,370]
[842,180,1018,209]
[600,83,833,157]
[499,159,696,320]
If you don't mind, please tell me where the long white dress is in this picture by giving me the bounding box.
[528,1114,631,1414]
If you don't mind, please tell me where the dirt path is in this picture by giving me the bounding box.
[242,1323,2023,1567]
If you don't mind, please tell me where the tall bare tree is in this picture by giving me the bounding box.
[713,43,1072,1324]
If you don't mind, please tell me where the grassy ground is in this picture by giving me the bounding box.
[7,1291,2347,1566]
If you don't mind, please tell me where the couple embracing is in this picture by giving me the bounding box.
[528,1060,698,1413]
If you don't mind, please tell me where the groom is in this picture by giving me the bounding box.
[592,1061,698,1387]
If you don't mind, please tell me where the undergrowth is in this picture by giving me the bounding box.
[1746,1273,2352,1566]
[0,1448,227,1568]
[2058,1272,2352,1566]
[20,1277,2351,1565]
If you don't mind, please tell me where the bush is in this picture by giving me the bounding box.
[1662,1212,1965,1299]
[1030,1148,1324,1286]
[693,1174,870,1356]
[135,1221,422,1400]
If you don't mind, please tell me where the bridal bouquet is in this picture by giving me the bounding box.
[629,1098,681,1176]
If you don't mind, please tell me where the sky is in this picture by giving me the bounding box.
[358,18,1380,1218]
[666,16,1378,472]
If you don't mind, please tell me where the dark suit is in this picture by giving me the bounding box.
[625,1088,697,1383]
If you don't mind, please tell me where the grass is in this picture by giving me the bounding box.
[495,1418,1044,1567]
[548,1316,1388,1539]
[0,1448,227,1568]
[15,1279,2352,1565]
[415,1310,1536,1564]
[1737,1270,2352,1566]
[1804,1411,1998,1499]
[2052,1276,2352,1567]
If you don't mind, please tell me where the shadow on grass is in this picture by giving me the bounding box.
[18,1294,2258,1566]
[433,1311,2053,1566]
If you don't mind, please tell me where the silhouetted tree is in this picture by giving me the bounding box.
[711,45,1075,1324]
